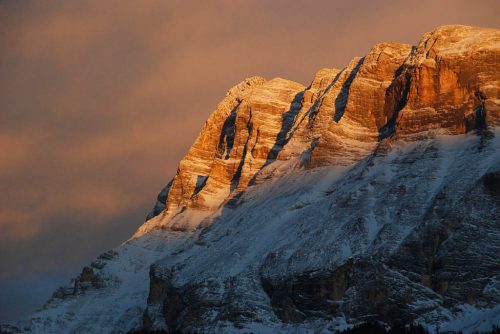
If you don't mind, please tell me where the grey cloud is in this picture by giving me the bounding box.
[0,0,498,322]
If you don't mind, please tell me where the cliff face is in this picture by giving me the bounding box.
[393,25,500,135]
[140,76,306,232]
[140,25,499,233]
[5,25,500,334]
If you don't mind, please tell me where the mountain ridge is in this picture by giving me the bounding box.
[138,24,499,235]
[2,24,499,334]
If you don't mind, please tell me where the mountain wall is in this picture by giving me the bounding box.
[139,25,499,234]
[3,25,499,334]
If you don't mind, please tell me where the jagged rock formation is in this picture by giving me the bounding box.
[2,25,499,334]
[139,76,306,232]
[139,25,499,235]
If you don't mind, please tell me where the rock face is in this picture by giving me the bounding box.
[141,25,499,235]
[393,25,500,136]
[139,76,305,232]
[4,25,500,334]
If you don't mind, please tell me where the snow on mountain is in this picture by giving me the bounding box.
[2,25,499,334]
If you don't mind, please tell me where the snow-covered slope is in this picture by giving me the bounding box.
[142,130,500,333]
[2,25,499,334]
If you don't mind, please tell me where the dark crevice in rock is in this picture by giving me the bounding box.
[192,175,208,197]
[293,70,343,132]
[146,180,173,220]
[216,104,239,159]
[305,70,342,127]
[379,67,412,140]
[230,111,253,192]
[334,57,365,123]
[245,90,306,188]
[466,91,487,132]
[267,91,305,161]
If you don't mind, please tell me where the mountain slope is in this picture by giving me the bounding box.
[3,25,499,334]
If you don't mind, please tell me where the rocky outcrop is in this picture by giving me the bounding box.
[162,76,267,213]
[138,77,306,232]
[392,25,500,136]
[141,25,499,236]
[72,266,105,294]
[141,132,500,332]
[136,25,500,332]
[8,25,500,334]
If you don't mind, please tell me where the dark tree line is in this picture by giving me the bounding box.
[127,324,500,334]
[338,323,500,334]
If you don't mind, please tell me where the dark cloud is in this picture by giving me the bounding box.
[0,0,498,322]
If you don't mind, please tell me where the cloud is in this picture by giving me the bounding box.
[0,0,498,322]
[0,210,38,240]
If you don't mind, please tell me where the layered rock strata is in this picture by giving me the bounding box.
[5,25,500,334]
[140,25,499,234]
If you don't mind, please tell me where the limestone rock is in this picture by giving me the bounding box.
[9,25,500,334]
[137,77,305,233]
[394,25,500,136]
[141,25,499,234]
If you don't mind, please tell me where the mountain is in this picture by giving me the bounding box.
[2,25,499,334]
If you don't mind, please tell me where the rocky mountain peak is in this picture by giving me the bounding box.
[139,25,500,236]
[225,76,267,99]
[6,25,500,334]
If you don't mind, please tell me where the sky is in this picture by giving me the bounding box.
[0,0,498,323]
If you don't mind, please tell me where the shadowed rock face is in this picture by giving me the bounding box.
[393,25,500,136]
[137,25,499,332]
[141,25,499,233]
[140,76,307,232]
[160,76,269,213]
[6,25,500,334]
